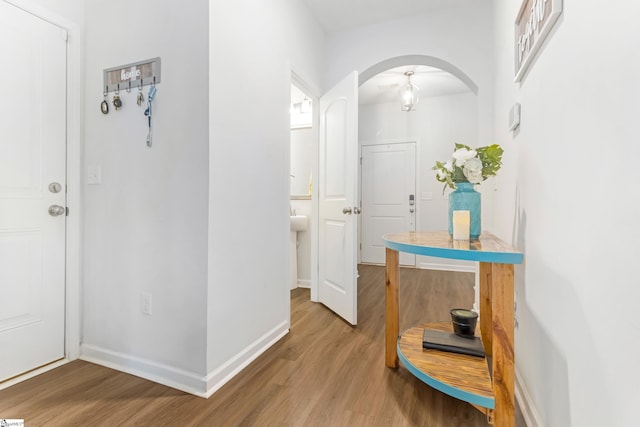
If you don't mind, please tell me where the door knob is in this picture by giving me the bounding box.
[342,207,352,215]
[353,207,361,214]
[48,205,66,216]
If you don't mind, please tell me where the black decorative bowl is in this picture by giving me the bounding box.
[450,308,478,338]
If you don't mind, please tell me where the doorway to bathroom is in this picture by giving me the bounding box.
[289,79,314,293]
[288,71,360,326]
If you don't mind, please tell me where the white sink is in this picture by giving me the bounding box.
[290,215,308,232]
[290,215,308,290]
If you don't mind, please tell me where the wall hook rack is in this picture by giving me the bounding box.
[103,57,161,94]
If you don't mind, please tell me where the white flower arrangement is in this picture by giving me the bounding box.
[433,143,504,191]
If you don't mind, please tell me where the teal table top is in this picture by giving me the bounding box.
[383,231,523,265]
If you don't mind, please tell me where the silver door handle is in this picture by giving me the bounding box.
[342,207,352,215]
[353,207,361,214]
[48,205,66,216]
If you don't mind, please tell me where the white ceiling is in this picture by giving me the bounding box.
[303,0,475,34]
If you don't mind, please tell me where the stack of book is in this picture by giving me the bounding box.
[422,328,485,358]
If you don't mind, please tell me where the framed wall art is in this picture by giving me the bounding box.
[514,0,563,82]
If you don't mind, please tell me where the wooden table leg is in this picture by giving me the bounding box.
[479,262,493,356]
[385,247,399,368]
[491,263,515,427]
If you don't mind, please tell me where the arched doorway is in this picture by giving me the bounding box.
[356,55,480,272]
[310,56,481,323]
[358,55,478,93]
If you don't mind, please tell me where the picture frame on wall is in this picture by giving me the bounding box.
[514,0,563,82]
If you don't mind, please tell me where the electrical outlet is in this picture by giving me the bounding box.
[141,292,152,315]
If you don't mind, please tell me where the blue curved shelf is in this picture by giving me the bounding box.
[383,231,523,265]
[397,338,495,409]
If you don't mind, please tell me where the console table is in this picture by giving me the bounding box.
[383,231,523,427]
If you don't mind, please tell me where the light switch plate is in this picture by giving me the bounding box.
[87,165,101,185]
[509,102,521,131]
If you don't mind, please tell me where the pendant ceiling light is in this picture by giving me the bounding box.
[290,96,312,115]
[300,96,312,113]
[400,71,419,112]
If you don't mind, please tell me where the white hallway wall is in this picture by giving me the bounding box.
[492,1,640,426]
[359,93,478,271]
[81,0,210,390]
[82,0,325,395]
[207,0,325,390]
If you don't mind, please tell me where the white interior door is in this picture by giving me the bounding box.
[361,143,416,266]
[0,1,67,382]
[318,71,359,325]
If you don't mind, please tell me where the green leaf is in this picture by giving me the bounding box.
[452,166,466,183]
[454,142,471,151]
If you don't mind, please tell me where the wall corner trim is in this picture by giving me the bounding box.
[515,368,544,427]
[204,321,290,398]
[80,345,209,397]
[80,321,290,399]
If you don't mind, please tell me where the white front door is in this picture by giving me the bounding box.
[361,142,416,266]
[0,1,67,382]
[318,71,359,325]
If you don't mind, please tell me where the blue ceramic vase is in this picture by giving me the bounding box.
[448,182,481,238]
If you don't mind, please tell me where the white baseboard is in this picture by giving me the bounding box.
[515,368,543,427]
[80,344,208,396]
[418,261,476,273]
[297,279,311,288]
[0,358,71,391]
[204,320,289,397]
[80,320,290,399]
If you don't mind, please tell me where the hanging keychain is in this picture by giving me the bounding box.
[100,87,109,114]
[113,84,123,110]
[144,81,157,147]
[136,80,144,106]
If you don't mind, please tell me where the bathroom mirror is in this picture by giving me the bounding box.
[290,83,313,199]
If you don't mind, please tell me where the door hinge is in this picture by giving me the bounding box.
[359,156,362,165]
[65,206,70,216]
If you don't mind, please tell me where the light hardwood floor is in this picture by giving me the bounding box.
[0,265,525,426]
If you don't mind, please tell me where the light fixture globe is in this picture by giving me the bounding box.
[300,96,312,113]
[400,71,419,112]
